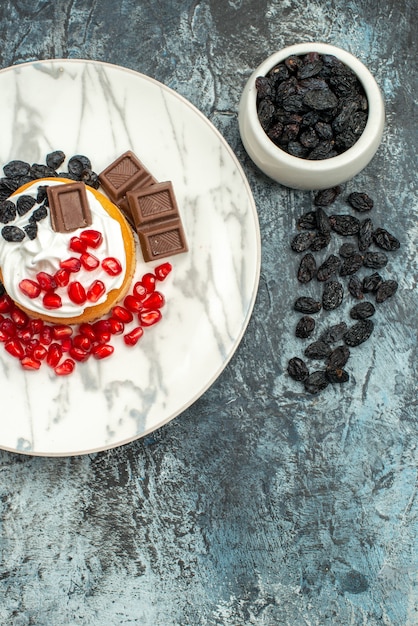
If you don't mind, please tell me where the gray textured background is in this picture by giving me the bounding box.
[0,1,417,625]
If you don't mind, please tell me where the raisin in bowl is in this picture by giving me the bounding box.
[238,43,385,190]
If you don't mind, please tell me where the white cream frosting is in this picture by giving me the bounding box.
[0,180,127,317]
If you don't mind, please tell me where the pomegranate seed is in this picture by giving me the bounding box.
[73,334,92,351]
[111,305,133,323]
[19,278,41,299]
[80,252,100,271]
[47,343,62,367]
[133,281,147,300]
[69,237,87,253]
[86,280,105,303]
[40,326,53,345]
[36,271,57,292]
[0,295,13,313]
[123,326,144,346]
[155,262,172,281]
[60,337,72,353]
[25,339,40,357]
[140,310,162,326]
[5,338,25,359]
[54,268,70,287]
[21,356,42,370]
[124,294,144,313]
[52,324,73,340]
[79,229,103,248]
[142,273,156,293]
[29,319,43,335]
[108,318,124,335]
[69,346,89,362]
[68,281,87,305]
[92,320,111,344]
[55,359,75,376]
[16,328,33,343]
[11,308,29,328]
[1,319,16,337]
[32,344,47,361]
[79,323,96,341]
[91,344,114,359]
[43,292,62,309]
[142,291,165,310]
[60,257,81,272]
[102,257,122,276]
[0,329,8,342]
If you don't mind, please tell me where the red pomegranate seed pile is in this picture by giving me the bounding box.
[0,261,172,376]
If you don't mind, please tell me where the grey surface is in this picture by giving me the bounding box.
[0,1,417,625]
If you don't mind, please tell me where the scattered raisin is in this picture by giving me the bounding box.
[304,370,329,394]
[322,280,344,310]
[326,368,349,383]
[46,150,66,170]
[375,280,398,303]
[16,194,36,217]
[372,227,400,251]
[0,200,16,224]
[319,322,348,344]
[317,254,341,281]
[1,225,25,242]
[363,251,388,269]
[339,242,357,258]
[315,206,331,234]
[294,296,322,314]
[363,272,383,293]
[297,253,317,283]
[329,214,360,235]
[291,231,315,252]
[297,210,317,230]
[348,275,363,299]
[304,340,332,359]
[339,253,363,276]
[309,231,331,251]
[3,160,30,178]
[347,192,374,212]
[314,186,341,207]
[295,315,316,338]
[350,301,375,319]
[344,319,374,346]
[287,357,309,381]
[357,217,373,251]
[326,345,350,368]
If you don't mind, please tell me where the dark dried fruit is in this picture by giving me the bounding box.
[46,150,65,170]
[362,272,383,293]
[291,231,315,252]
[1,225,25,242]
[0,200,16,223]
[314,186,341,207]
[297,210,317,230]
[319,322,348,344]
[326,344,350,368]
[16,194,36,217]
[372,227,400,251]
[348,275,363,299]
[287,357,309,381]
[350,301,375,319]
[304,340,332,359]
[30,205,48,222]
[375,280,398,303]
[317,254,341,281]
[326,368,349,383]
[344,319,374,346]
[339,253,363,276]
[295,315,315,338]
[357,218,373,251]
[315,206,331,234]
[3,160,30,178]
[329,214,360,235]
[362,251,388,269]
[294,296,322,314]
[339,242,357,258]
[322,280,343,310]
[23,222,38,240]
[297,253,316,283]
[309,231,331,251]
[304,370,329,394]
[68,155,92,178]
[347,192,374,212]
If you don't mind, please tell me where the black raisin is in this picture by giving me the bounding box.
[347,192,374,212]
[2,225,25,242]
[30,164,57,179]
[297,210,317,230]
[309,231,331,251]
[287,357,309,381]
[326,345,350,368]
[294,296,322,314]
[339,253,363,276]
[0,200,17,223]
[314,186,341,207]
[372,227,400,251]
[291,231,315,252]
[3,160,30,178]
[350,301,375,319]
[322,280,343,310]
[326,368,349,383]
[363,272,383,293]
[363,251,388,269]
[304,340,332,359]
[23,222,38,240]
[357,218,373,251]
[295,316,316,338]
[329,214,360,235]
[344,319,374,346]
[339,242,357,258]
[348,275,363,299]
[375,280,398,303]
[304,370,329,394]
[68,155,92,178]
[315,206,331,234]
[319,322,348,344]
[30,205,48,222]
[297,253,317,283]
[317,254,341,281]
[46,150,65,170]
[16,194,36,216]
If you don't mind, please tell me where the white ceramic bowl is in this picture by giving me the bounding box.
[238,42,385,190]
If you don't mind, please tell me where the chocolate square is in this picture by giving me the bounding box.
[47,182,92,232]
[127,181,180,227]
[98,150,157,205]
[137,218,188,261]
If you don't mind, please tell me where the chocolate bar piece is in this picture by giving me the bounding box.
[47,182,92,232]
[98,151,157,207]
[137,218,188,262]
[127,181,180,227]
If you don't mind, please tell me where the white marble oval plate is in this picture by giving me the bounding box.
[0,59,260,456]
